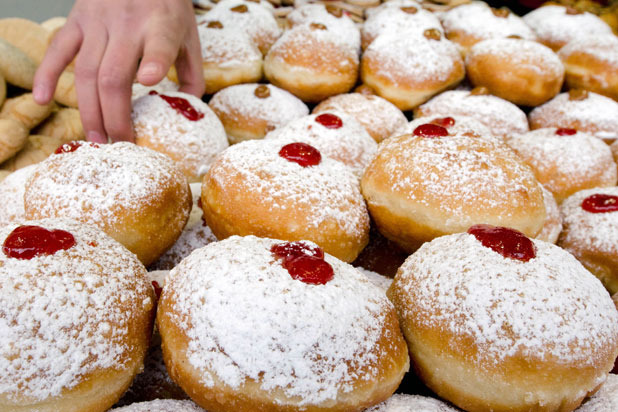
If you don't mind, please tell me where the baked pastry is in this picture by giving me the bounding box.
[0,117,29,163]
[111,399,205,412]
[150,183,217,271]
[537,185,563,244]
[0,134,65,172]
[365,394,460,412]
[440,1,536,56]
[264,111,378,178]
[507,127,616,203]
[388,225,618,412]
[157,235,409,412]
[414,88,529,140]
[523,5,613,52]
[559,34,618,102]
[33,107,84,143]
[0,218,155,412]
[23,142,192,266]
[528,89,618,143]
[131,77,178,100]
[201,139,370,262]
[559,187,618,295]
[0,164,36,225]
[465,37,564,106]
[132,90,228,182]
[0,93,54,130]
[356,267,394,293]
[400,114,495,142]
[361,29,464,111]
[209,83,309,144]
[264,23,359,103]
[577,374,618,411]
[361,124,545,252]
[313,93,407,143]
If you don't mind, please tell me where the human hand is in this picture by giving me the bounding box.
[33,0,205,143]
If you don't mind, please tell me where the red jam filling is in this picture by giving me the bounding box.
[279,142,321,167]
[3,225,76,260]
[315,113,343,129]
[555,128,577,136]
[149,90,204,121]
[152,281,163,299]
[582,194,618,213]
[271,241,333,285]
[467,224,536,262]
[432,117,455,128]
[54,141,99,154]
[413,123,449,138]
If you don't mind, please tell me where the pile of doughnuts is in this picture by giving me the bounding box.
[2,1,618,411]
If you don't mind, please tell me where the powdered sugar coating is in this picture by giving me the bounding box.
[112,399,206,412]
[364,0,422,19]
[507,128,616,200]
[161,235,394,404]
[287,3,361,53]
[366,394,460,412]
[400,115,495,141]
[0,218,153,402]
[416,90,529,139]
[195,17,262,67]
[559,34,618,67]
[203,0,281,54]
[523,5,612,50]
[441,1,536,43]
[207,138,369,237]
[577,373,618,412]
[537,185,562,244]
[528,92,618,141]
[24,142,189,230]
[559,187,618,257]
[150,183,217,271]
[313,93,408,143]
[132,78,179,100]
[467,37,564,78]
[357,267,393,293]
[132,91,229,180]
[265,111,378,178]
[209,83,309,138]
[393,232,618,367]
[0,164,36,225]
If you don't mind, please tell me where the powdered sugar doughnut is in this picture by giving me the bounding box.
[507,127,616,203]
[0,218,155,412]
[313,93,407,143]
[361,29,464,111]
[208,83,309,145]
[366,394,460,412]
[528,90,618,143]
[0,164,36,225]
[201,139,370,262]
[204,0,281,55]
[132,78,179,100]
[287,3,360,53]
[150,183,217,271]
[523,5,613,52]
[559,187,618,295]
[361,125,545,252]
[414,88,529,140]
[400,115,495,141]
[23,142,192,266]
[112,399,205,412]
[440,1,536,56]
[537,185,562,244]
[189,17,262,95]
[466,37,564,106]
[578,374,618,411]
[264,23,359,103]
[157,236,409,412]
[356,267,394,293]
[133,91,228,182]
[264,111,378,178]
[558,34,618,102]
[388,226,618,412]
[361,3,442,50]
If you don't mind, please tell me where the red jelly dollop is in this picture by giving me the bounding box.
[413,123,449,138]
[432,117,455,127]
[3,225,76,260]
[315,113,343,129]
[271,241,333,285]
[152,281,163,299]
[555,128,577,136]
[467,224,536,262]
[55,140,99,154]
[582,194,618,213]
[279,142,321,167]
[149,90,204,121]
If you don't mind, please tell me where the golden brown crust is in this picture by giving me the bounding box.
[54,71,78,108]
[209,104,269,143]
[33,108,84,143]
[0,38,36,90]
[0,134,64,172]
[0,18,49,65]
[0,118,29,163]
[0,93,55,130]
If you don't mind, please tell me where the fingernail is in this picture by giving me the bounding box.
[140,62,161,78]
[87,131,107,143]
[32,84,49,103]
